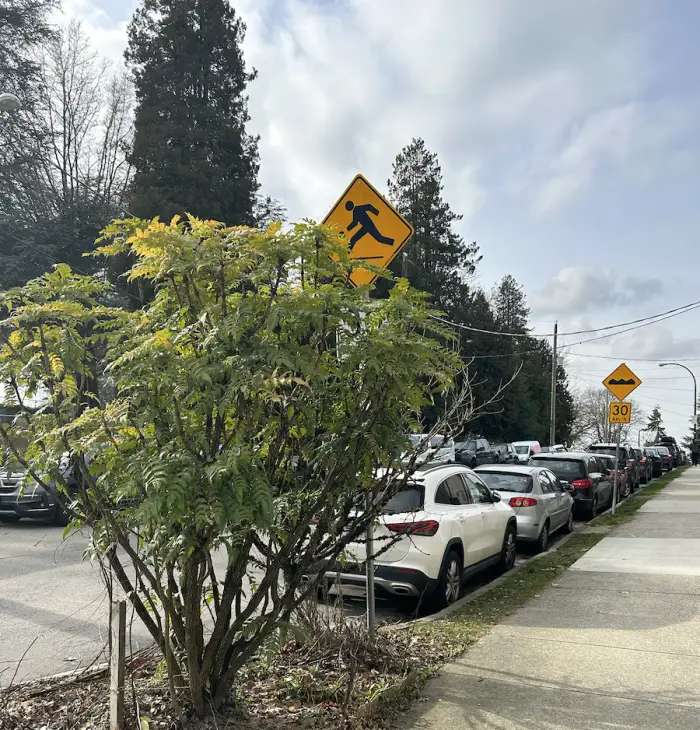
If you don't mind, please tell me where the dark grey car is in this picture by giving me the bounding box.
[0,462,71,525]
[530,452,613,520]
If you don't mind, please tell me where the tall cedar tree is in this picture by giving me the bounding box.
[0,0,56,97]
[387,138,481,306]
[126,0,259,224]
[0,0,58,288]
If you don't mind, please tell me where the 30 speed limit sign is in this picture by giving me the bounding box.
[608,401,632,424]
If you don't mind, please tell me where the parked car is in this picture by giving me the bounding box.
[0,459,72,525]
[644,446,664,477]
[404,434,455,467]
[635,448,653,484]
[648,444,673,471]
[321,465,517,609]
[491,443,519,464]
[513,441,541,463]
[475,465,574,552]
[658,436,681,467]
[529,452,613,520]
[596,454,630,500]
[455,438,498,468]
[587,443,640,491]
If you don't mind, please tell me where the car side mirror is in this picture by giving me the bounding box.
[491,490,501,503]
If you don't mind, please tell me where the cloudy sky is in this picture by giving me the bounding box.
[64,0,700,442]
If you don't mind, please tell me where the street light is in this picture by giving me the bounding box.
[659,362,697,441]
[0,93,21,112]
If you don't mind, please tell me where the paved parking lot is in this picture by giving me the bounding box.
[0,515,587,685]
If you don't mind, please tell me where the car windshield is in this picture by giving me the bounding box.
[462,440,477,451]
[431,436,450,449]
[533,458,585,481]
[590,446,618,457]
[656,446,670,455]
[381,484,425,514]
[514,444,530,455]
[478,472,532,494]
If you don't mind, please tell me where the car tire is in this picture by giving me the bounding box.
[493,454,500,464]
[537,521,550,553]
[586,495,598,521]
[431,550,462,610]
[470,458,477,469]
[563,508,575,534]
[620,479,631,500]
[0,515,20,523]
[499,524,517,572]
[54,503,70,527]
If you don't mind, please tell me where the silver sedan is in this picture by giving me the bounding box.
[475,465,575,552]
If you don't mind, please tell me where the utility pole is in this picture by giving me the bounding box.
[549,322,558,447]
[401,251,408,279]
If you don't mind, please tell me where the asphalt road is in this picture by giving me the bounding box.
[0,514,588,685]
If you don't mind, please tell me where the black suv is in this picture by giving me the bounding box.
[455,438,498,467]
[491,443,519,464]
[530,451,613,520]
[588,443,640,491]
[657,437,681,467]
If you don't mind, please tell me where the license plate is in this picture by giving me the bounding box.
[328,584,367,598]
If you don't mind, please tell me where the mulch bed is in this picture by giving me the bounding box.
[0,610,446,730]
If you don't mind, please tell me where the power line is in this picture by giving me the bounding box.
[431,297,700,340]
[564,351,700,363]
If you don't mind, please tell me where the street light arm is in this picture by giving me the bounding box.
[659,362,697,436]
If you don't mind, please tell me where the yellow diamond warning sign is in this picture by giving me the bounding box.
[603,363,642,401]
[323,174,414,287]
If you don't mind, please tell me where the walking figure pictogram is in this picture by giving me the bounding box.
[345,200,395,251]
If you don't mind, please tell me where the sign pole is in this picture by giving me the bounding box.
[365,491,376,637]
[363,290,376,638]
[612,424,621,515]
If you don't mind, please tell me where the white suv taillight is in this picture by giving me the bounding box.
[386,520,439,536]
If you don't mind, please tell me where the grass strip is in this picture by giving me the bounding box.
[405,465,689,663]
[590,465,689,527]
[407,532,605,661]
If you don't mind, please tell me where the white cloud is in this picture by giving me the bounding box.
[235,0,657,219]
[610,327,700,360]
[532,266,665,316]
[64,0,694,224]
[56,0,137,64]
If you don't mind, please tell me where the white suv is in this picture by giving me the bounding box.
[324,465,517,609]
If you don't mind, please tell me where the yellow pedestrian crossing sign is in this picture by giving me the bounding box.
[323,174,414,287]
[603,363,642,401]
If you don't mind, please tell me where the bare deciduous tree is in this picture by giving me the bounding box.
[0,19,133,288]
[570,385,645,447]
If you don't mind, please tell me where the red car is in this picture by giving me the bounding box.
[597,454,630,500]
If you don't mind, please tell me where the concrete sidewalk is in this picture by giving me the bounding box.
[405,469,700,730]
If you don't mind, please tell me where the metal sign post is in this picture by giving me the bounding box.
[365,491,376,637]
[612,425,621,515]
[603,363,642,517]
